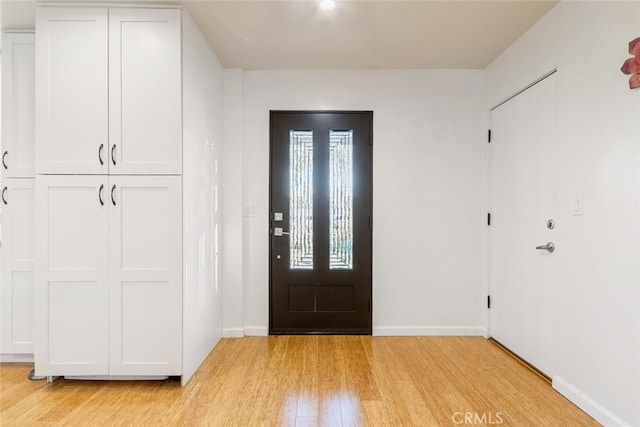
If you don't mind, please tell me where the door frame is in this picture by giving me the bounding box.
[268,110,374,335]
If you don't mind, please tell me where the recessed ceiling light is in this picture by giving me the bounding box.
[319,0,336,12]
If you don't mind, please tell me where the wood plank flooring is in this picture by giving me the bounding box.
[0,336,599,426]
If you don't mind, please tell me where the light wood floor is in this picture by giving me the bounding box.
[1,336,598,426]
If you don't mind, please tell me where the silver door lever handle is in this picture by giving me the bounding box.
[535,242,555,253]
[273,227,290,236]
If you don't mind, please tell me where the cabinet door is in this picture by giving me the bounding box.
[108,176,182,375]
[35,8,108,175]
[109,9,182,175]
[2,33,36,178]
[0,179,35,354]
[35,175,109,376]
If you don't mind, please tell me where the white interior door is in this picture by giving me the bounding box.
[489,73,557,377]
[1,179,35,354]
[108,175,182,375]
[35,7,108,175]
[35,175,109,376]
[2,33,36,178]
[108,9,182,175]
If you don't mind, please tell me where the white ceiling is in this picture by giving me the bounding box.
[1,0,558,70]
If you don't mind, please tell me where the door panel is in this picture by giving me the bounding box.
[48,282,106,366]
[35,175,109,376]
[1,179,35,354]
[36,8,108,174]
[489,73,556,376]
[2,33,36,178]
[108,176,182,375]
[270,111,373,334]
[109,9,182,175]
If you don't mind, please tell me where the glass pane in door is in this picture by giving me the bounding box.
[289,130,314,270]
[329,130,353,270]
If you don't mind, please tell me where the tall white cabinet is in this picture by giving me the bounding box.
[34,5,221,382]
[1,32,36,358]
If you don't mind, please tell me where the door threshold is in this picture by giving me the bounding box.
[270,329,372,335]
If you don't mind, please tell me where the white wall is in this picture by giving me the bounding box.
[221,69,244,337]
[486,2,640,426]
[222,70,485,336]
[181,11,224,384]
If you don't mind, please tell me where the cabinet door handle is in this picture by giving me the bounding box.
[98,144,104,165]
[111,184,116,206]
[98,184,104,206]
[2,151,7,170]
[111,144,116,166]
[1,186,7,205]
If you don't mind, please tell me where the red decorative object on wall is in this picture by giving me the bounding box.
[621,37,640,89]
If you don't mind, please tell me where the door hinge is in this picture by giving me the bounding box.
[369,130,373,146]
[369,215,372,230]
[368,299,371,313]
[487,213,491,226]
[487,295,491,309]
[488,129,492,143]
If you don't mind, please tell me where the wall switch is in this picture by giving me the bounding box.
[572,195,583,216]
[243,203,258,217]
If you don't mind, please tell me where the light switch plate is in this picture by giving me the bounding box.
[243,203,258,217]
[572,195,583,216]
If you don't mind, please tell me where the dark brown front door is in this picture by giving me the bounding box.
[270,111,373,334]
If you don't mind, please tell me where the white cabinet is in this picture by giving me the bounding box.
[108,176,182,375]
[36,7,181,175]
[1,32,36,358]
[35,176,109,375]
[35,8,108,175]
[33,6,219,384]
[1,180,36,355]
[35,175,181,376]
[2,33,35,178]
[109,9,182,175]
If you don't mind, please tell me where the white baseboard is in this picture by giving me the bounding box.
[373,326,486,337]
[223,326,487,338]
[0,354,34,363]
[243,326,268,336]
[553,376,632,427]
[222,328,245,338]
[222,327,269,337]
